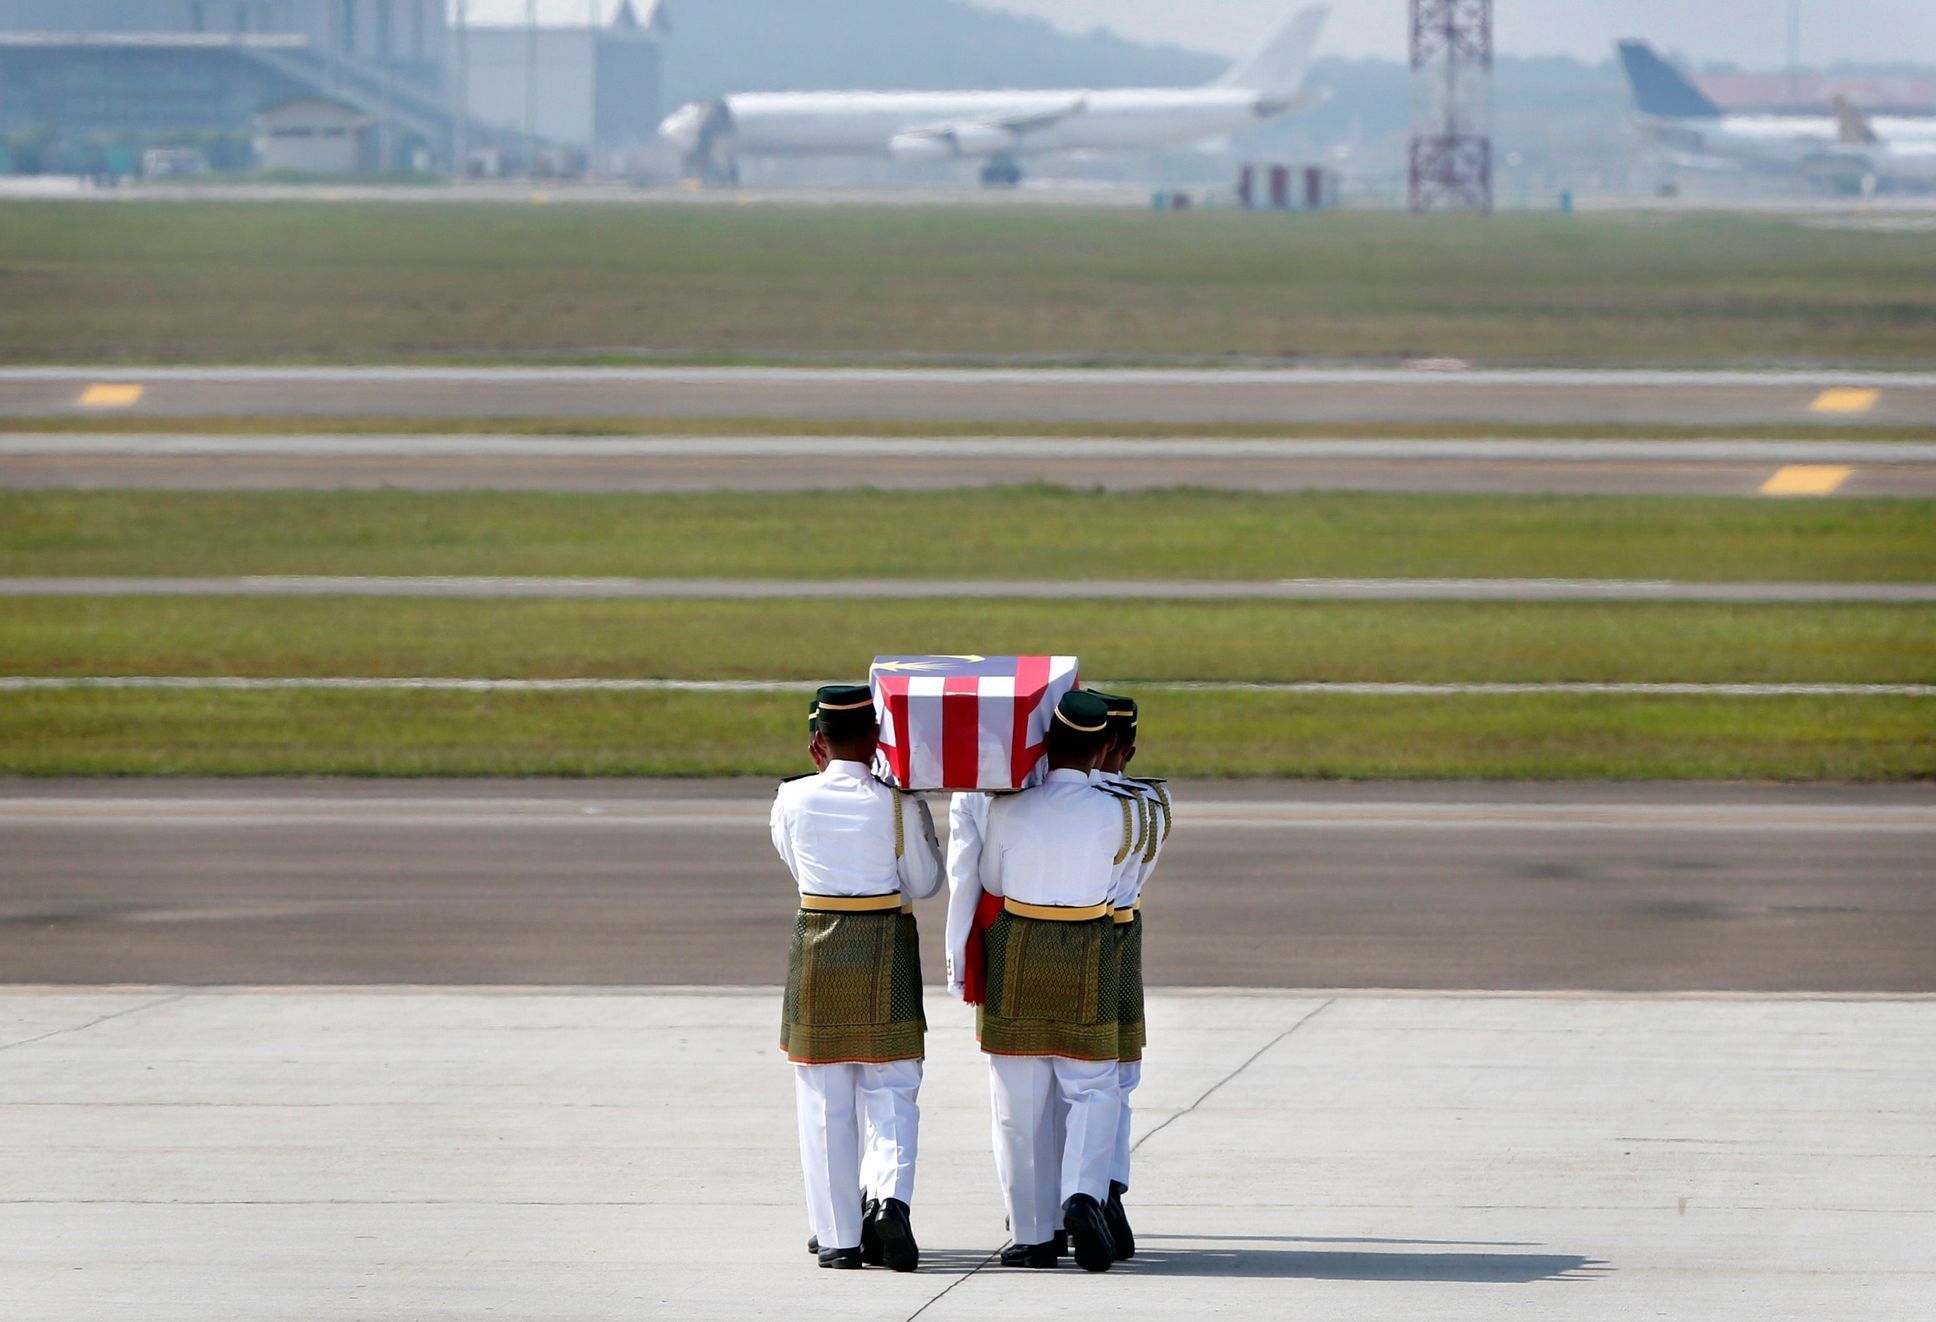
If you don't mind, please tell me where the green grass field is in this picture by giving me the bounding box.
[2,597,1929,778]
[6,488,1931,582]
[4,202,1936,365]
[5,598,1928,685]
[3,689,1926,780]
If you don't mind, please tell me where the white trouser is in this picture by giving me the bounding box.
[1112,1059,1142,1189]
[987,1054,1120,1246]
[794,1060,922,1251]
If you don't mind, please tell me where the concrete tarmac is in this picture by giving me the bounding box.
[6,433,1936,495]
[3,987,1930,1320]
[7,366,1936,426]
[3,780,1932,992]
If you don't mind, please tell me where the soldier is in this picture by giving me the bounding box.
[1088,692,1171,1260]
[971,689,1137,1273]
[773,684,944,1271]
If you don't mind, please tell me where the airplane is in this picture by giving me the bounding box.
[1617,39,1936,185]
[659,4,1330,187]
[1825,96,1936,189]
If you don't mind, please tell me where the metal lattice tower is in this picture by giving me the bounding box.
[1409,0,1493,213]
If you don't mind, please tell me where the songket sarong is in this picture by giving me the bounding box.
[977,903,1119,1061]
[1114,908,1145,1064]
[782,902,925,1065]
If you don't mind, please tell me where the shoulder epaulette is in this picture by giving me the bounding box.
[778,772,815,786]
[1129,777,1172,841]
[1093,783,1140,864]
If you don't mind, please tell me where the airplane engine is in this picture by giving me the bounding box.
[887,133,954,164]
[888,124,1019,163]
[949,124,1020,157]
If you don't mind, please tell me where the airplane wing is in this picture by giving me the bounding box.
[902,97,1088,143]
[890,98,1088,160]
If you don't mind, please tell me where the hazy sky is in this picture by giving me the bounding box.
[469,2,1936,69]
[972,1,1936,67]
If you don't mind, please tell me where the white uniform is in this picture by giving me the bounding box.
[771,760,943,1253]
[943,790,992,998]
[1098,770,1171,1191]
[975,768,1125,1246]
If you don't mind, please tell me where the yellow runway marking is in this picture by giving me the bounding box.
[1761,465,1852,496]
[77,384,145,408]
[1809,388,1879,414]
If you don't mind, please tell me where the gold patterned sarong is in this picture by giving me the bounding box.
[781,907,925,1064]
[1116,910,1145,1063]
[977,909,1119,1061]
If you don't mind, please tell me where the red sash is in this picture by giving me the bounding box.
[961,891,1005,1006]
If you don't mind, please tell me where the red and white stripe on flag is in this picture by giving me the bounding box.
[870,655,1079,791]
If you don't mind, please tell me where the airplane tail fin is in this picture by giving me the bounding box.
[1832,94,1879,145]
[1214,5,1329,94]
[1617,40,1722,118]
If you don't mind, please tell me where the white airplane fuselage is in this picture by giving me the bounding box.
[719,87,1277,159]
[1644,113,1936,167]
[659,3,1330,182]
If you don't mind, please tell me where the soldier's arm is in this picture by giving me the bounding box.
[769,790,796,874]
[943,794,988,996]
[896,793,945,900]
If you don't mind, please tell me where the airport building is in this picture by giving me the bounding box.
[0,0,664,176]
[459,4,665,177]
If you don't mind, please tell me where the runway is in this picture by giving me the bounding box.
[6,433,1934,495]
[7,366,1936,426]
[3,779,1931,992]
[5,575,1930,601]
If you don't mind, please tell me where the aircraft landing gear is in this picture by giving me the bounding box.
[980,155,1024,188]
[683,153,740,187]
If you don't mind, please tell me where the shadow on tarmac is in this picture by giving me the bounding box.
[1116,1247,1609,1282]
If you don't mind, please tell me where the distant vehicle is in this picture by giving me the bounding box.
[660,4,1330,187]
[141,148,210,180]
[1617,39,1936,187]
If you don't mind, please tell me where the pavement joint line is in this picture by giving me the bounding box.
[6,577,1933,602]
[2,677,1930,697]
[904,999,1338,1318]
[1132,998,1337,1157]
[0,990,185,1054]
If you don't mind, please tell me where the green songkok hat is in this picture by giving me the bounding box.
[1053,689,1111,735]
[813,684,876,740]
[1091,691,1138,740]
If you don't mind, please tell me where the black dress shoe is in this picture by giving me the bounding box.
[1053,1229,1069,1259]
[874,1198,919,1273]
[1105,1180,1136,1260]
[1062,1193,1116,1273]
[806,1234,819,1255]
[998,1242,1058,1268]
[817,1246,863,1269]
[859,1198,884,1266]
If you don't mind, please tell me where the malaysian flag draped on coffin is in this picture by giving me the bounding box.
[870,655,1080,792]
